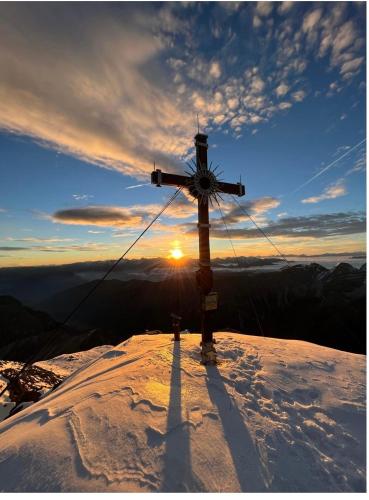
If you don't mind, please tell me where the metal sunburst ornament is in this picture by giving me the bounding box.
[185,160,224,206]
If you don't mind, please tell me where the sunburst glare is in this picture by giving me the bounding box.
[169,247,184,260]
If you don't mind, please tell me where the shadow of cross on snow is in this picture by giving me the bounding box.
[205,365,266,492]
[161,341,202,492]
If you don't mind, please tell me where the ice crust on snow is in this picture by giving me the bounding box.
[0,333,365,492]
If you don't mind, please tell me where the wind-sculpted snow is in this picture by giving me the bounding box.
[0,345,113,421]
[0,333,365,492]
[35,345,113,377]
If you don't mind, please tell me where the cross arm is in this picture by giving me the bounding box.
[217,181,245,197]
[151,169,245,196]
[151,169,190,188]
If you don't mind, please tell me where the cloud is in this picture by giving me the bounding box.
[209,61,221,79]
[52,195,196,228]
[0,1,364,176]
[278,2,294,15]
[333,145,351,157]
[253,16,262,29]
[279,102,292,110]
[302,9,322,33]
[340,56,364,75]
[317,7,365,78]
[250,76,265,93]
[33,243,113,253]
[5,237,75,243]
[331,20,357,62]
[345,150,366,176]
[0,246,28,251]
[217,196,281,225]
[247,197,281,214]
[208,211,366,240]
[219,2,242,13]
[227,98,239,110]
[0,3,193,178]
[255,2,273,17]
[0,242,114,253]
[281,251,366,258]
[275,83,289,97]
[291,90,306,102]
[73,194,93,201]
[327,81,342,97]
[53,206,145,228]
[301,179,347,204]
[111,231,134,238]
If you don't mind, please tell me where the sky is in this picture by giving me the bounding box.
[0,1,366,267]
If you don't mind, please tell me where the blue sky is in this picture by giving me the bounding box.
[0,1,366,266]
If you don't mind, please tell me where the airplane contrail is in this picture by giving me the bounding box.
[125,183,151,190]
[292,138,366,194]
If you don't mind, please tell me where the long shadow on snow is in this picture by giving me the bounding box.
[205,364,266,492]
[161,341,203,492]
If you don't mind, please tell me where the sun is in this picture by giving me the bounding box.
[170,248,184,260]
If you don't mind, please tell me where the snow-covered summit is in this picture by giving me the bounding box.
[0,333,365,492]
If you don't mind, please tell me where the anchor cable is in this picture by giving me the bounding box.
[0,186,184,399]
[231,195,290,267]
[215,197,265,337]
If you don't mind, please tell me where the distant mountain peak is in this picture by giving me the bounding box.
[331,262,356,275]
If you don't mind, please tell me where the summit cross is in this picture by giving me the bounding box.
[151,133,245,364]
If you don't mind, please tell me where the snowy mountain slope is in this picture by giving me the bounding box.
[0,333,365,492]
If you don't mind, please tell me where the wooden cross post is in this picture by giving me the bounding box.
[151,133,245,363]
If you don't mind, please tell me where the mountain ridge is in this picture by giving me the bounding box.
[38,262,366,354]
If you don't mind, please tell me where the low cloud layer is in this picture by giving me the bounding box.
[0,246,28,251]
[206,211,366,240]
[0,243,113,253]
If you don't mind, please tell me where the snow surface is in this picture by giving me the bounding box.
[0,333,365,492]
[0,346,112,421]
[35,345,112,377]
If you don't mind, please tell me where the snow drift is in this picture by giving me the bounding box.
[0,333,365,492]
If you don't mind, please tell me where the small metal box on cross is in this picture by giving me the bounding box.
[151,133,245,364]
